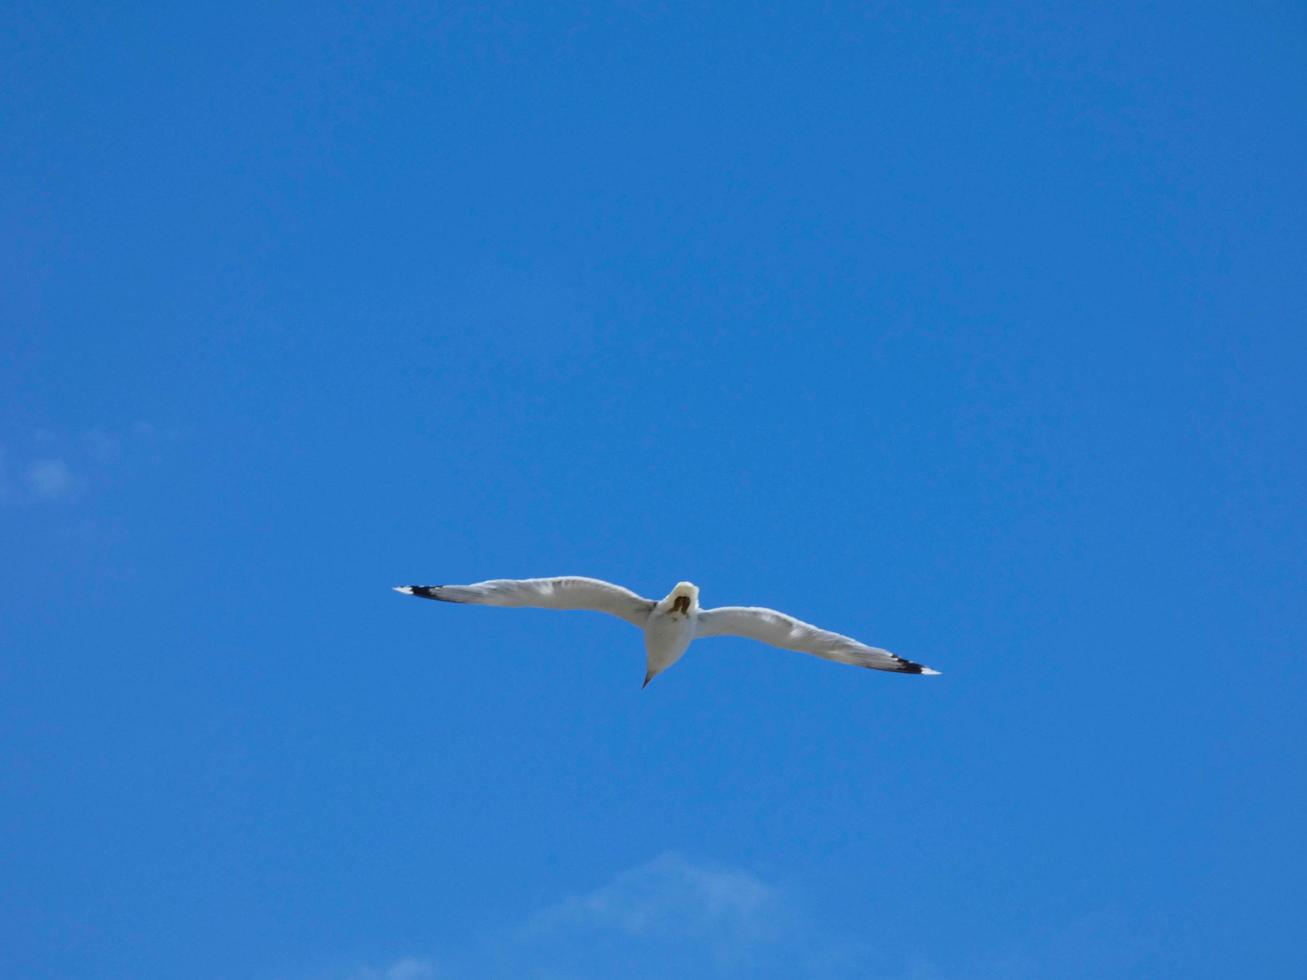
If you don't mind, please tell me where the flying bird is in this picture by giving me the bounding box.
[393,577,940,686]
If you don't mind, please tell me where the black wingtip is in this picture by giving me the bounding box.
[887,656,941,675]
[394,585,444,600]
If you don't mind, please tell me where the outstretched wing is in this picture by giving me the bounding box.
[394,576,655,628]
[695,606,940,675]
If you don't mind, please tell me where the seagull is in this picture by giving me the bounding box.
[393,577,940,687]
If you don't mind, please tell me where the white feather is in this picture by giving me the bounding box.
[396,576,655,628]
[695,605,939,674]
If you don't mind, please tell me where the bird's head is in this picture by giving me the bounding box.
[666,581,700,615]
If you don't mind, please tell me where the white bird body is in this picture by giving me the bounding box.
[642,582,701,685]
[394,576,940,685]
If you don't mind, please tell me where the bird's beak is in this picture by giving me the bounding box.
[642,670,654,689]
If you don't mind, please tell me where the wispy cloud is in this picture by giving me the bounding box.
[311,855,799,980]
[294,857,1146,980]
[505,852,828,979]
[348,958,438,980]
[26,458,74,498]
[528,851,781,945]
[2,423,169,505]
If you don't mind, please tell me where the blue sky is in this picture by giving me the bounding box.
[2,2,1304,977]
